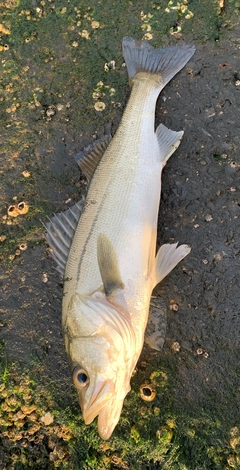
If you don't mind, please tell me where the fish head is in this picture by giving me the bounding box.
[64,291,136,439]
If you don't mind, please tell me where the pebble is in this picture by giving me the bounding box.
[171,341,181,352]
[22,170,31,178]
[40,412,54,425]
[41,273,48,283]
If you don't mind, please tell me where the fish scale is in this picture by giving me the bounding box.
[65,80,160,303]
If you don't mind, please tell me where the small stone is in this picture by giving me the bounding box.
[171,341,181,352]
[41,273,48,283]
[40,411,54,425]
[46,108,55,117]
[72,41,78,47]
[56,104,64,111]
[196,348,203,355]
[202,259,208,265]
[205,214,213,222]
[22,170,31,177]
[0,235,6,242]
[94,101,106,112]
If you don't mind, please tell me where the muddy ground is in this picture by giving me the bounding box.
[1,1,240,469]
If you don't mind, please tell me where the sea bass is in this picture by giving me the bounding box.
[45,37,195,440]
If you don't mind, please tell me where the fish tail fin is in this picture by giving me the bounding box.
[122,37,195,89]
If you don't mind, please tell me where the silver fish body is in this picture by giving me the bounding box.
[45,37,195,439]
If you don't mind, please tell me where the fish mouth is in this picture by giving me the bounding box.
[80,380,114,425]
[97,396,125,440]
[80,381,128,440]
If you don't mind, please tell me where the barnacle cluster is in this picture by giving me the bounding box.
[7,201,29,217]
[0,374,72,468]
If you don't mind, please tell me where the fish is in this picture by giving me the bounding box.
[44,37,195,440]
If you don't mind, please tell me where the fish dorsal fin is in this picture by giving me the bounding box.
[75,135,112,181]
[97,234,124,297]
[156,124,184,164]
[43,197,85,277]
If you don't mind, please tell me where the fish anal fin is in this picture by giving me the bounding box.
[43,198,85,277]
[75,135,112,181]
[97,234,124,298]
[156,124,183,164]
[154,243,191,286]
[145,297,167,351]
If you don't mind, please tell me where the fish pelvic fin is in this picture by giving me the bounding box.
[154,243,191,286]
[122,37,195,89]
[156,124,184,164]
[97,234,124,298]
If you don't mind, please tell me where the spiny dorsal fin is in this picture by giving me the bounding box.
[156,124,183,164]
[43,197,85,277]
[97,234,124,297]
[75,135,112,181]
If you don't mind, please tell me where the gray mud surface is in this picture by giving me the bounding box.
[1,8,240,470]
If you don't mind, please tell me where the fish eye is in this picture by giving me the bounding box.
[73,366,89,388]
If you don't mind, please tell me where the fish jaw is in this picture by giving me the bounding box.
[79,379,131,440]
[97,393,129,440]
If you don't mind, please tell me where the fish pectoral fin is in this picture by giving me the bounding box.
[154,243,191,286]
[42,198,85,278]
[97,234,124,297]
[75,135,112,182]
[145,297,167,351]
[156,124,183,164]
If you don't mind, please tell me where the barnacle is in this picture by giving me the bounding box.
[17,202,29,214]
[7,205,19,217]
[19,243,27,251]
[140,383,156,401]
[7,202,29,217]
